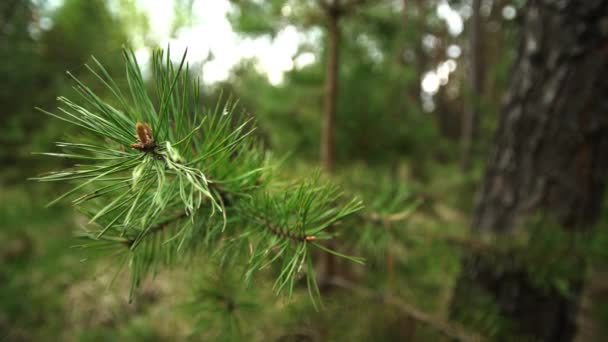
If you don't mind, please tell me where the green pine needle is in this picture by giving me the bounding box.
[34,47,364,303]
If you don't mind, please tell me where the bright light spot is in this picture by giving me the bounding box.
[446,59,457,72]
[295,52,316,69]
[481,2,493,17]
[422,59,457,95]
[437,1,463,36]
[437,63,450,85]
[135,48,152,76]
[447,44,461,59]
[43,0,63,11]
[422,72,440,95]
[168,28,212,62]
[39,17,53,30]
[266,69,285,85]
[136,0,306,85]
[281,4,292,16]
[502,5,517,20]
[458,4,472,19]
[422,34,439,51]
[138,0,174,42]
[255,25,299,85]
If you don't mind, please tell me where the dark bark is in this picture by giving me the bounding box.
[321,6,340,173]
[451,252,584,342]
[435,85,463,141]
[473,0,608,233]
[452,1,608,340]
[460,0,483,170]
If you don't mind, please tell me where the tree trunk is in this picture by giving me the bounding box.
[400,0,424,104]
[473,1,608,233]
[460,0,482,171]
[319,4,343,290]
[321,8,340,173]
[452,1,608,340]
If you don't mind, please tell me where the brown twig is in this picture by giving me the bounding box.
[255,217,316,242]
[365,209,417,226]
[329,277,484,342]
[208,181,233,207]
[125,212,189,249]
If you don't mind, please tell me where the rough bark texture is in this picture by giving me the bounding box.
[473,0,608,233]
[452,2,608,341]
[452,252,584,342]
[574,270,608,342]
[321,7,340,173]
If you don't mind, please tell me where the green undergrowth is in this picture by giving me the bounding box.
[1,158,474,340]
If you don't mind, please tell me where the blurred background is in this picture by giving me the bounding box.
[2,0,608,341]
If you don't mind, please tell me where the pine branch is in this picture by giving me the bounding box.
[34,47,364,302]
[364,208,418,226]
[255,216,316,242]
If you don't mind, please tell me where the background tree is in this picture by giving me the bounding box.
[230,0,388,172]
[0,0,38,170]
[460,0,482,170]
[474,1,608,231]
[452,1,608,341]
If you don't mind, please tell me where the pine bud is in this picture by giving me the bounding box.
[131,121,156,151]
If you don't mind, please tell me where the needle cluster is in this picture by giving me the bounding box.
[34,47,363,303]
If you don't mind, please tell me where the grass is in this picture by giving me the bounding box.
[0,183,80,340]
[0,182,195,341]
[0,162,468,341]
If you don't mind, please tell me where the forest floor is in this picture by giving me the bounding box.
[0,162,476,341]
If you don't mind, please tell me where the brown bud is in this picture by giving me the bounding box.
[144,123,153,141]
[131,121,155,151]
[135,122,149,145]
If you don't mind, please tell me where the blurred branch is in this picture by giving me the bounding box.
[329,277,484,342]
[359,205,504,254]
[365,209,417,226]
[315,0,332,12]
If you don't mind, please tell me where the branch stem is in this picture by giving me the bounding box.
[329,277,483,342]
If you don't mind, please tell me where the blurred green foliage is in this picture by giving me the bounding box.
[2,0,608,341]
[1,0,130,182]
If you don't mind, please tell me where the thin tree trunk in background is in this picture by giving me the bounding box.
[452,1,608,340]
[319,2,343,290]
[460,0,482,171]
[484,0,507,110]
[321,8,340,173]
[400,0,423,103]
